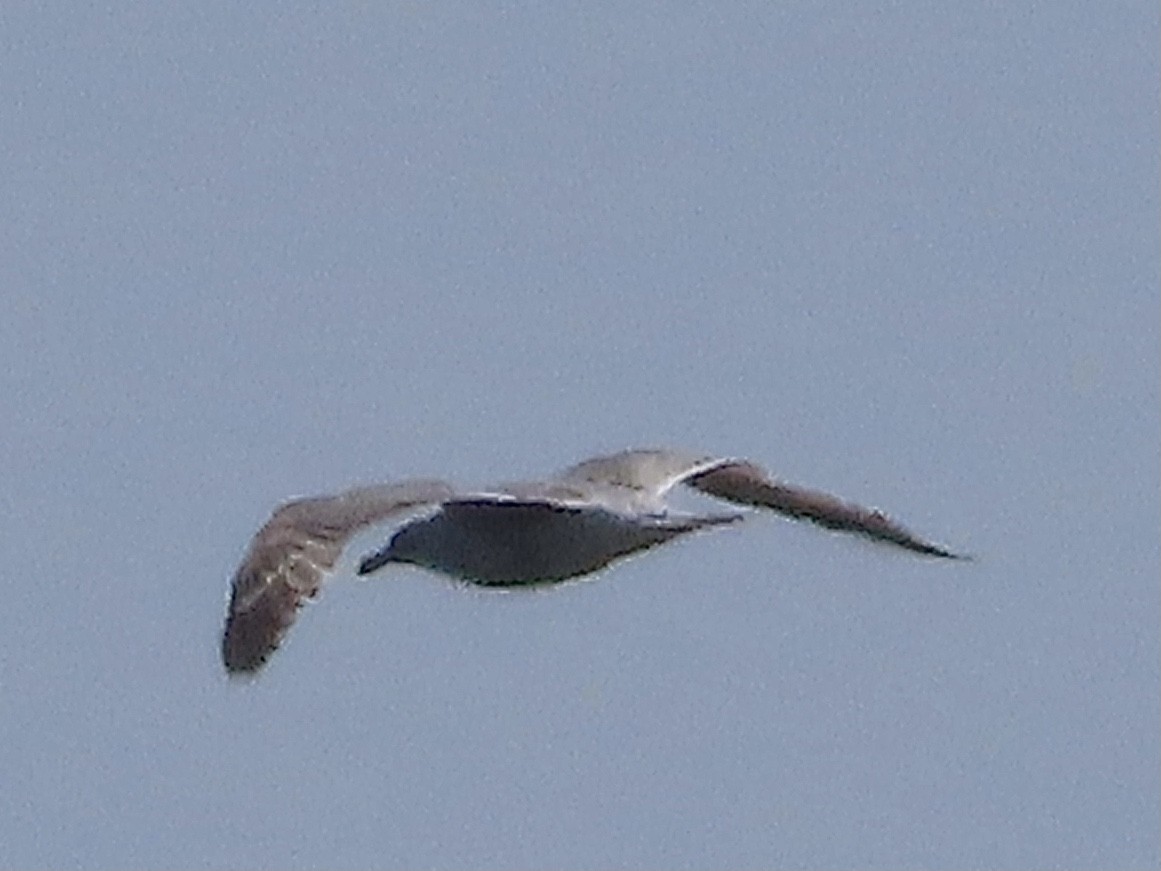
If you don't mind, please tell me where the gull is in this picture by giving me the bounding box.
[222,449,962,674]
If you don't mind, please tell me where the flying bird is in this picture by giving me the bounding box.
[222,449,963,674]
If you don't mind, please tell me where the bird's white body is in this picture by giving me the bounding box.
[372,495,741,585]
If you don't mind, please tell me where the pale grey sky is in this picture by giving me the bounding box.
[1,2,1157,868]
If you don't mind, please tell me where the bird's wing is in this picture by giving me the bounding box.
[221,479,455,674]
[560,448,961,557]
[557,448,727,498]
[684,459,962,558]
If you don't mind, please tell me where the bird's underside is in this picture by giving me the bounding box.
[221,448,965,675]
[359,499,744,585]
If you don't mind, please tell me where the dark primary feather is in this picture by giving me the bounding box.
[687,460,962,559]
[222,561,316,675]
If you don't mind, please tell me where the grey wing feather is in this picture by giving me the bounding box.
[222,479,456,674]
[685,459,962,558]
[558,448,725,497]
